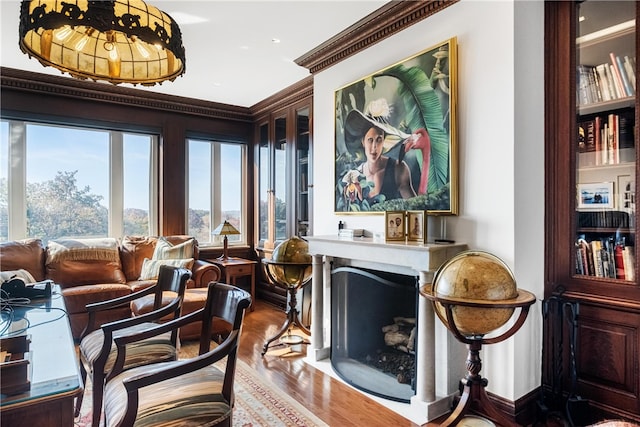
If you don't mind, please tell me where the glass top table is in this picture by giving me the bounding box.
[1,286,81,412]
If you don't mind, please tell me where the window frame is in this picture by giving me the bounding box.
[2,118,159,241]
[186,137,248,248]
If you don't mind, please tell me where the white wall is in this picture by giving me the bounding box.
[312,0,545,402]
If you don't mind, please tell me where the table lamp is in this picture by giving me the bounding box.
[212,221,240,261]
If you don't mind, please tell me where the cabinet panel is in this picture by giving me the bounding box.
[577,304,640,416]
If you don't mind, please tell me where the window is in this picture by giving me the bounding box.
[187,139,246,247]
[0,120,158,244]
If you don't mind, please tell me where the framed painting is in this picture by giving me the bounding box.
[617,174,634,211]
[334,37,458,215]
[577,182,615,209]
[385,211,406,241]
[407,210,426,242]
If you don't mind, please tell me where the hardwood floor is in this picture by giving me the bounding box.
[235,299,437,427]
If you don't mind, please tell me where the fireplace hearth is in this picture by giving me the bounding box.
[331,267,417,402]
[306,235,468,424]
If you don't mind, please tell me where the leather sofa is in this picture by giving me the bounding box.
[0,235,222,339]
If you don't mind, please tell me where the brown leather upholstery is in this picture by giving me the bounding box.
[0,236,221,340]
[0,239,47,281]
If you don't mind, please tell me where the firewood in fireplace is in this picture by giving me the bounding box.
[382,317,416,354]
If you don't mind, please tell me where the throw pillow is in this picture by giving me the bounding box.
[152,237,194,260]
[0,269,36,284]
[139,258,194,281]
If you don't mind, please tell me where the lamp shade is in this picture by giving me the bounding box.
[212,221,240,236]
[19,0,186,86]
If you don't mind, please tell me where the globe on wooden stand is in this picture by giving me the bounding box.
[420,251,536,427]
[261,236,313,356]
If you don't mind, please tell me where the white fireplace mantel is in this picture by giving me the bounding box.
[305,235,468,424]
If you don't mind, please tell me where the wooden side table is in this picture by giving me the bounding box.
[212,257,257,311]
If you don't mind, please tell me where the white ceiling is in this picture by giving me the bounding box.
[0,0,388,107]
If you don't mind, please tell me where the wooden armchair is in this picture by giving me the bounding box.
[77,265,192,427]
[102,282,252,427]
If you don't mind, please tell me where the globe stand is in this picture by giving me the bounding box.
[261,260,312,356]
[421,288,536,427]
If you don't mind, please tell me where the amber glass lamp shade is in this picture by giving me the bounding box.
[19,0,186,86]
[213,221,240,261]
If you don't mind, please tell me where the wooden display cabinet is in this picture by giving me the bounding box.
[254,77,313,311]
[545,1,640,422]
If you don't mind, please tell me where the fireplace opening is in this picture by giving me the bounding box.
[331,266,417,402]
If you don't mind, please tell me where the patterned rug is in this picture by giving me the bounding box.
[75,343,328,427]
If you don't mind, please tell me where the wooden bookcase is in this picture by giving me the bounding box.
[545,1,640,422]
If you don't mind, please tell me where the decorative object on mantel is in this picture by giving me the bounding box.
[407,210,427,243]
[334,37,458,215]
[420,250,536,426]
[212,220,240,261]
[385,210,406,241]
[19,0,185,85]
[261,236,312,356]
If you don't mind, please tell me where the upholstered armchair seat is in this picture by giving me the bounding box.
[80,322,177,376]
[104,361,231,427]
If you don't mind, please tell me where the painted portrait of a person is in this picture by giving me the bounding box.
[334,38,456,214]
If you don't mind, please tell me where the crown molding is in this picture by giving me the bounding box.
[295,0,458,74]
[0,67,252,123]
[250,75,313,118]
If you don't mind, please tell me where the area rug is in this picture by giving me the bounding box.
[75,346,328,427]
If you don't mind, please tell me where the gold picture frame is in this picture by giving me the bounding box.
[407,210,426,242]
[334,37,458,215]
[385,211,406,241]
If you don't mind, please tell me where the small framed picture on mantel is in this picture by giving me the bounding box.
[385,211,406,241]
[407,210,426,243]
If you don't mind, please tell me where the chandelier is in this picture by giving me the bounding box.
[19,0,186,86]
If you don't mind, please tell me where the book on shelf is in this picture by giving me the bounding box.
[614,243,625,280]
[576,54,636,105]
[622,245,635,281]
[577,119,596,153]
[623,55,637,92]
[612,53,634,97]
[578,111,634,166]
[576,235,635,281]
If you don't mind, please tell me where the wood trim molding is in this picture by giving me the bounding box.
[294,0,459,74]
[0,67,252,123]
[250,75,313,118]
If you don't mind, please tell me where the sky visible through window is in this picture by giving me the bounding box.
[4,124,241,212]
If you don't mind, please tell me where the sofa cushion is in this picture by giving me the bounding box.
[119,236,199,282]
[0,238,46,281]
[152,237,195,260]
[139,258,194,280]
[119,236,157,282]
[46,238,126,287]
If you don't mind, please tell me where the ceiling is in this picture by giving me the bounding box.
[0,0,388,107]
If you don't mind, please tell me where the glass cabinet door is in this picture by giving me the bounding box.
[296,106,310,236]
[258,122,270,245]
[573,1,636,282]
[274,115,288,242]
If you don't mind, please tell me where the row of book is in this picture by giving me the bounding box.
[577,110,634,165]
[577,53,637,106]
[576,236,635,281]
[577,210,631,229]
